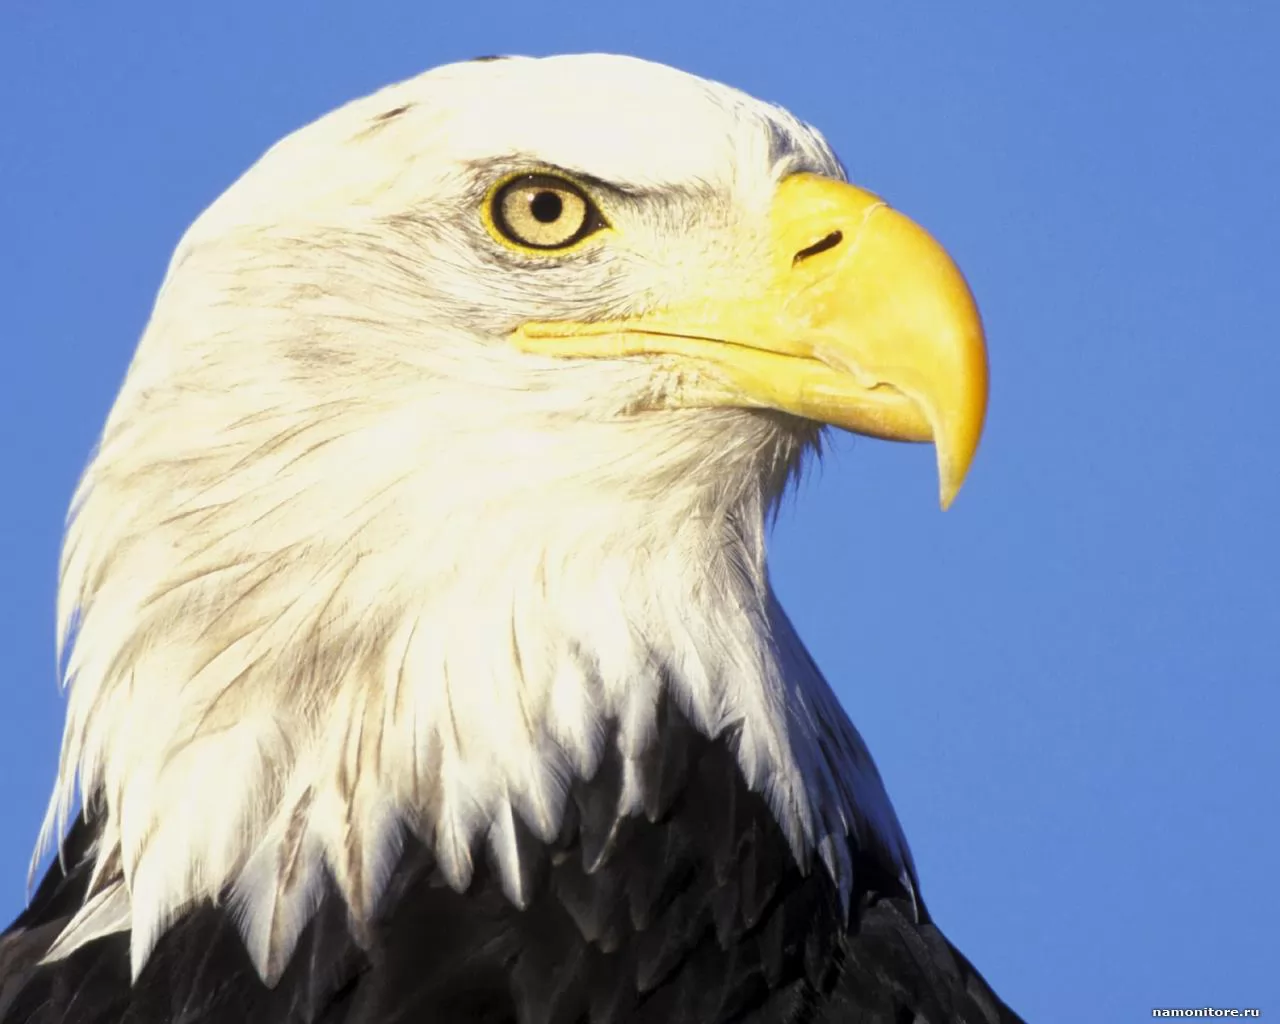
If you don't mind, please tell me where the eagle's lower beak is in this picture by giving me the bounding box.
[512,173,988,509]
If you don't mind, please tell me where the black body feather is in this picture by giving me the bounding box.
[0,699,1024,1024]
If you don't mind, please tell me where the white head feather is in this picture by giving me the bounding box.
[39,54,915,983]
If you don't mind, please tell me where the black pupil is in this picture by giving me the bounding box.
[530,190,563,223]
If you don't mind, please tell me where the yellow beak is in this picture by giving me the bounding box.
[511,173,988,509]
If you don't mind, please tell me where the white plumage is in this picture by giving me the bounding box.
[40,55,915,985]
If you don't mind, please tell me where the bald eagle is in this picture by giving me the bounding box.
[0,55,1021,1024]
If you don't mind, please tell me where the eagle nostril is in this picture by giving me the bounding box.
[792,230,843,265]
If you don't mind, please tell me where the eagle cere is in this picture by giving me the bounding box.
[0,54,1020,1023]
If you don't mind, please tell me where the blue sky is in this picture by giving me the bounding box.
[1,2,1276,1020]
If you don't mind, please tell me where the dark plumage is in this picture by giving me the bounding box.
[2,701,1019,1024]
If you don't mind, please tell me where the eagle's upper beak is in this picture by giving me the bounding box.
[512,173,988,509]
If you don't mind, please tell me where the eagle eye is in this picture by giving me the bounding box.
[487,173,605,251]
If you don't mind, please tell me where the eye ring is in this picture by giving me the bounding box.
[487,173,607,251]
